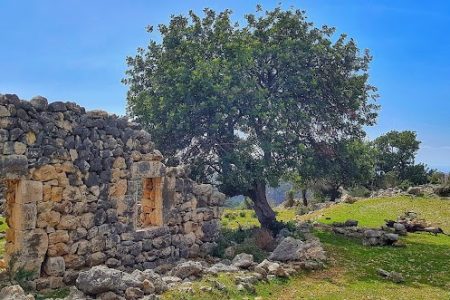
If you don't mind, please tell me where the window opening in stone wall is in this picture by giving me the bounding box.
[137,177,163,228]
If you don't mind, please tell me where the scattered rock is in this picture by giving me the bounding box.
[377,268,405,283]
[76,266,138,295]
[269,237,326,263]
[0,285,35,300]
[232,253,254,269]
[171,261,203,279]
[207,262,239,274]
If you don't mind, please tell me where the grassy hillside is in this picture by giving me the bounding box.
[165,196,450,300]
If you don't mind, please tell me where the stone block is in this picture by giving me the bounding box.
[15,180,43,204]
[44,256,66,276]
[9,203,37,230]
[0,155,28,178]
[131,161,165,178]
[57,215,79,230]
[6,228,48,277]
[49,230,70,244]
[32,165,58,181]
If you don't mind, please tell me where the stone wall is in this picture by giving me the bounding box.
[0,94,224,290]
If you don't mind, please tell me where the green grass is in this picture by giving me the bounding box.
[164,196,450,299]
[301,196,450,232]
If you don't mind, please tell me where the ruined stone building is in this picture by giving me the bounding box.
[0,94,224,290]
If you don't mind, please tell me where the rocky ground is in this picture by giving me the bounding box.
[0,223,326,300]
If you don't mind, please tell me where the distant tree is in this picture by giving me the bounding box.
[374,130,419,175]
[123,7,378,229]
[374,130,427,185]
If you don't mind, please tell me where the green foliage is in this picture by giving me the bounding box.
[12,268,36,291]
[398,180,413,191]
[402,164,429,185]
[347,185,371,197]
[294,138,377,201]
[36,288,70,300]
[429,171,447,184]
[374,130,428,186]
[124,5,378,227]
[433,185,450,197]
[238,211,246,218]
[213,227,269,262]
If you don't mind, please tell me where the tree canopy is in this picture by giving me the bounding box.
[123,6,378,229]
[374,130,427,186]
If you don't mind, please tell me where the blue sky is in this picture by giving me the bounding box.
[0,1,449,171]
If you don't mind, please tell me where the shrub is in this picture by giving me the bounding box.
[434,185,450,197]
[399,180,413,191]
[296,205,311,215]
[402,164,429,185]
[253,228,275,251]
[235,239,268,263]
[347,186,371,198]
[251,212,257,218]
[239,211,246,218]
[429,171,446,184]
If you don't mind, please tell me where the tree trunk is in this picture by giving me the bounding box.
[247,181,278,231]
[330,186,340,202]
[302,189,308,206]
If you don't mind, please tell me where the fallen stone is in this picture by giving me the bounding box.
[76,265,138,295]
[0,285,35,300]
[232,253,254,269]
[207,262,239,274]
[171,260,203,279]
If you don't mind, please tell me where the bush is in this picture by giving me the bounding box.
[402,164,429,185]
[253,228,275,251]
[434,185,450,197]
[235,239,268,263]
[429,171,446,184]
[399,180,413,191]
[296,205,311,216]
[213,227,272,262]
[347,186,371,197]
[239,211,246,218]
[382,171,400,188]
[224,212,237,220]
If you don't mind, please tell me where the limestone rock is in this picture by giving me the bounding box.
[206,262,239,274]
[171,260,203,279]
[44,256,65,276]
[232,253,254,269]
[76,266,133,295]
[269,237,326,263]
[0,285,35,300]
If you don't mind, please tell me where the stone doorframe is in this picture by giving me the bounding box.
[3,179,48,278]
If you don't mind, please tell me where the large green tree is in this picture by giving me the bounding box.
[123,7,378,229]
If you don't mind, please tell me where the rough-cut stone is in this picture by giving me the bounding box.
[232,253,254,269]
[76,266,130,295]
[44,256,66,276]
[0,285,35,300]
[0,154,28,177]
[269,237,326,263]
[171,260,203,279]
